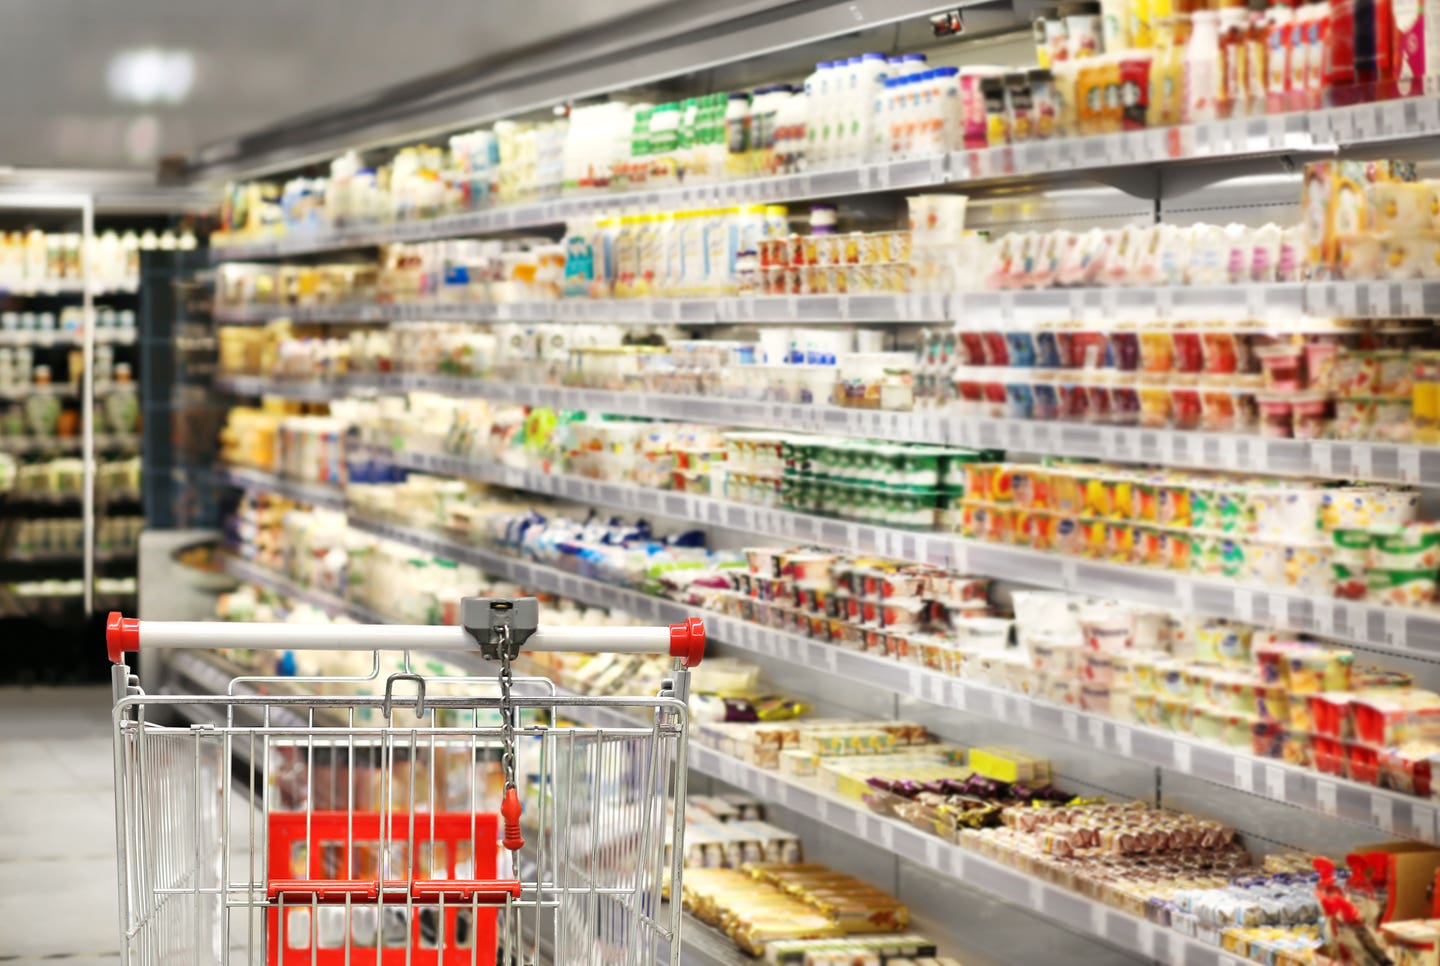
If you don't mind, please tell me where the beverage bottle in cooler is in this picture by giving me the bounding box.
[904,71,927,157]
[819,59,842,167]
[915,70,938,156]
[871,76,894,161]
[1186,8,1223,121]
[832,56,858,166]
[804,61,831,168]
[856,52,890,164]
[725,92,752,178]
[886,76,906,158]
[935,66,963,151]
[902,52,930,77]
[1246,0,1270,114]
[749,86,778,175]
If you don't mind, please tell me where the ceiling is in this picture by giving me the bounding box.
[0,0,674,171]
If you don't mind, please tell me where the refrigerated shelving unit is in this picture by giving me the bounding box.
[166,1,1440,962]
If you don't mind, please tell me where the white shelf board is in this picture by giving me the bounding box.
[211,465,347,510]
[213,293,949,326]
[210,280,1440,327]
[209,96,1440,262]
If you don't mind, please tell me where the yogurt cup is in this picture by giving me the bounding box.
[955,616,1014,652]
[1079,606,1133,651]
[1257,395,1294,438]
[1255,343,1305,392]
[1287,542,1334,594]
[1333,351,1381,398]
[1195,620,1252,665]
[1248,483,1323,541]
[1246,539,1288,586]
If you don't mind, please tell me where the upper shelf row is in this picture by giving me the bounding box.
[211,96,1440,262]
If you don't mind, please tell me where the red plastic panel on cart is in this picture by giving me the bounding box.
[266,811,501,964]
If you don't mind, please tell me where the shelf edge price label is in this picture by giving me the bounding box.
[1172,741,1192,774]
[1387,610,1407,650]
[1265,765,1287,801]
[1316,779,1339,816]
[1062,711,1079,743]
[1114,725,1132,757]
[1087,717,1106,748]
[1233,759,1255,794]
[1371,796,1396,834]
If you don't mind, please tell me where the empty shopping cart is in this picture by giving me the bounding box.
[105,596,705,966]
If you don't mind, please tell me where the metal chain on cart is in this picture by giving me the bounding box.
[496,622,518,797]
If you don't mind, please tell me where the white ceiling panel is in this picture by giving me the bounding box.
[0,0,674,169]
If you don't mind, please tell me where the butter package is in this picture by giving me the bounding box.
[968,746,1051,784]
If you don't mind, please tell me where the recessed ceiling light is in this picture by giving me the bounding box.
[107,48,195,106]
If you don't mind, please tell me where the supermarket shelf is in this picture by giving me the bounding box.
[383,448,1440,661]
[208,94,1440,263]
[213,302,395,325]
[210,280,1440,327]
[329,518,1440,845]
[0,329,137,346]
[213,293,950,326]
[335,374,1440,487]
[213,373,360,401]
[0,433,140,454]
[211,465,346,510]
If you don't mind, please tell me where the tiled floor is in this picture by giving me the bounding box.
[0,686,120,963]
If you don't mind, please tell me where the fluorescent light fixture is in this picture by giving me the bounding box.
[107,48,195,105]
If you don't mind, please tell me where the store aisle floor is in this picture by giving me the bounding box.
[0,686,119,964]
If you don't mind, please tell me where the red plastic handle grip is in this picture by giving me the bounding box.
[501,786,524,851]
[107,611,140,664]
[411,879,522,903]
[267,879,380,903]
[668,617,705,668]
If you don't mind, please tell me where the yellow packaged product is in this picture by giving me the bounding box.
[968,746,1051,784]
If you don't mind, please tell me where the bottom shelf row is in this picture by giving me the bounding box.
[192,563,1435,966]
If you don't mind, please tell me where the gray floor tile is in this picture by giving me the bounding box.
[0,687,120,957]
[0,857,119,957]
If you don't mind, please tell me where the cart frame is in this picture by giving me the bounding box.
[105,598,705,966]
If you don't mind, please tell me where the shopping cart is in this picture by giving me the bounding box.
[105,596,705,966]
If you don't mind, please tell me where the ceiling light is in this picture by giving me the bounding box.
[107,48,195,106]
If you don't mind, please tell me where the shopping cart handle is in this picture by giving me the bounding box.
[267,879,380,903]
[670,617,705,668]
[410,879,523,903]
[107,611,140,664]
[104,609,705,666]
